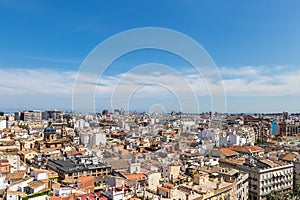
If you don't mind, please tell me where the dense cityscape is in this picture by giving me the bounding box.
[1,1,299,200]
[0,110,300,200]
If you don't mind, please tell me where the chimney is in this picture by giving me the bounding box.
[216,182,220,190]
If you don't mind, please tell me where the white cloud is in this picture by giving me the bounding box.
[220,66,300,96]
[1,65,299,111]
[0,68,76,96]
[220,65,262,76]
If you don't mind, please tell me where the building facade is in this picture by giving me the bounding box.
[48,157,111,182]
[220,158,293,200]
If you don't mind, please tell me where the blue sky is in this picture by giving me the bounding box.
[0,0,300,113]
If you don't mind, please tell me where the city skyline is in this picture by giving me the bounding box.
[0,1,300,113]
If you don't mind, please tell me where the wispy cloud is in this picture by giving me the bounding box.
[0,65,299,111]
[0,68,76,96]
[0,0,43,15]
[220,65,300,96]
[17,54,81,65]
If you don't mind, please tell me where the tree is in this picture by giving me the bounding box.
[267,191,285,200]
[293,179,300,199]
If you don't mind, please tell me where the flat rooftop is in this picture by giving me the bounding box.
[48,157,111,173]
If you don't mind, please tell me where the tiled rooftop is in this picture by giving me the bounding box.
[219,148,239,156]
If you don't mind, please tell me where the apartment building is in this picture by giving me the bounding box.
[220,157,293,200]
[48,156,111,182]
[192,168,248,200]
[20,110,42,122]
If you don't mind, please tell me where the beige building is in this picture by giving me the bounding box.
[192,168,248,200]
[147,172,161,191]
[35,122,70,151]
[162,165,180,181]
[220,157,293,200]
[157,183,176,199]
[17,150,38,163]
[107,175,125,188]
[21,110,42,122]
[18,139,36,151]
[219,168,248,200]
[0,154,20,172]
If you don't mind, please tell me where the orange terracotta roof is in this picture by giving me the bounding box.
[116,186,129,191]
[183,152,201,157]
[178,175,186,179]
[194,173,208,177]
[77,175,94,182]
[75,193,96,200]
[124,173,146,180]
[158,186,170,192]
[52,183,61,189]
[79,150,87,155]
[65,150,79,155]
[219,157,246,166]
[229,145,263,153]
[219,148,239,156]
[62,196,74,200]
[248,146,264,151]
[165,183,175,188]
[50,196,61,200]
[281,153,296,162]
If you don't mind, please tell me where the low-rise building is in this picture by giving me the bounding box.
[147,172,161,192]
[162,165,180,181]
[48,157,111,182]
[24,180,45,194]
[192,168,248,200]
[229,145,264,157]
